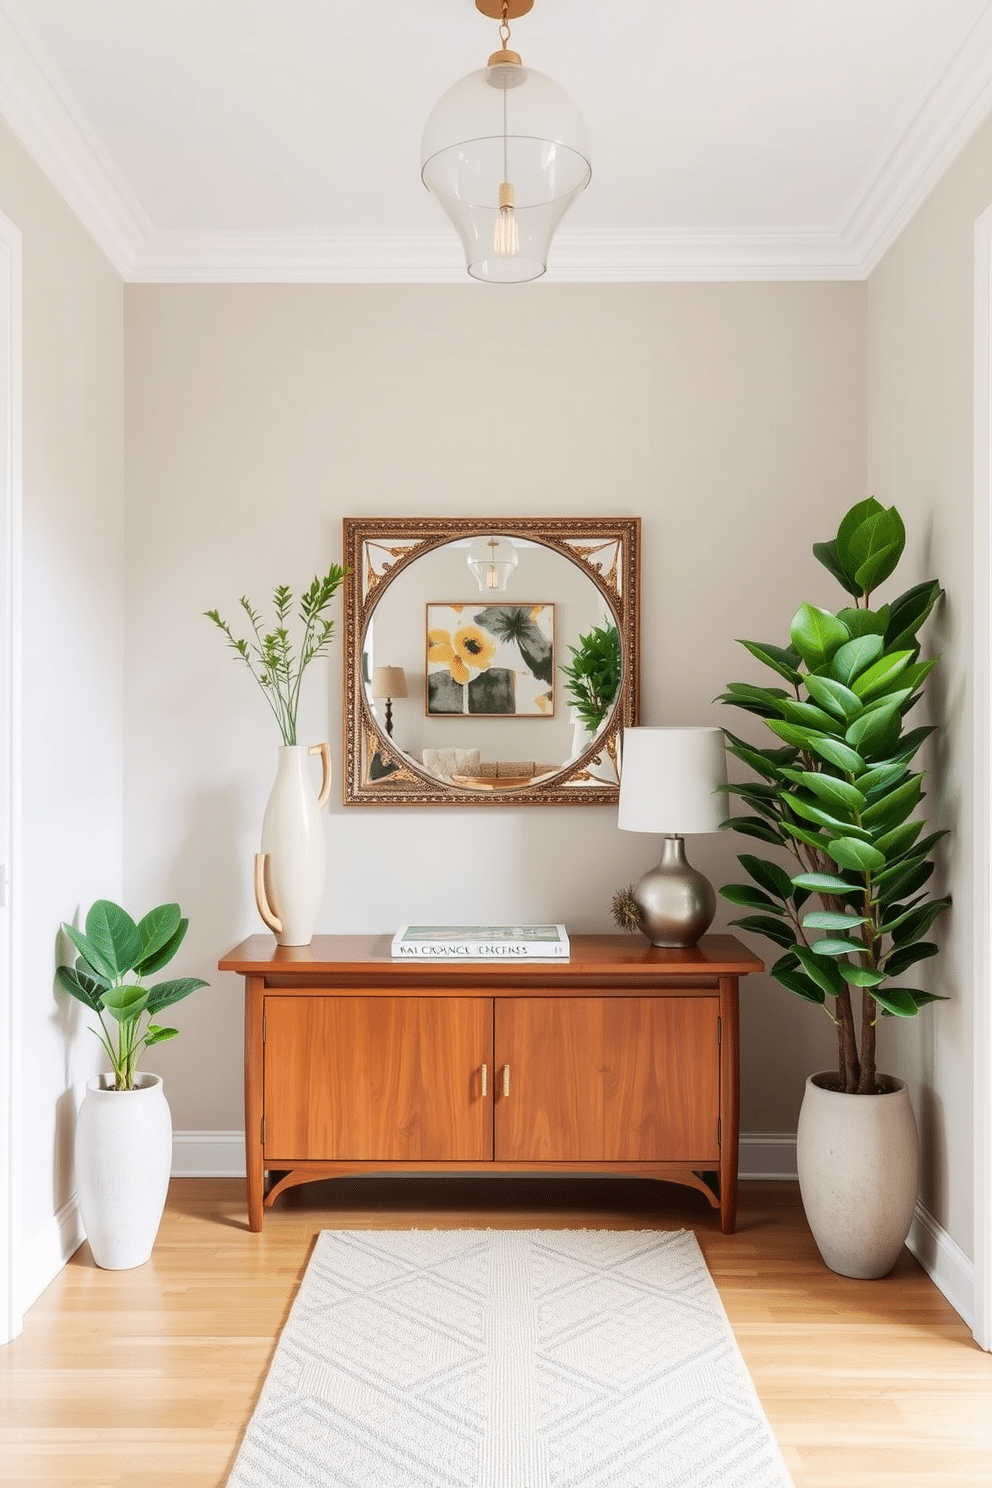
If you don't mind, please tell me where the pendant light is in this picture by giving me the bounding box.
[467,535,518,591]
[421,0,591,284]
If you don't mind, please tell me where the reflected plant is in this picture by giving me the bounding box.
[561,622,621,732]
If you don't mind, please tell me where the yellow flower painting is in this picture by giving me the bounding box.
[426,603,555,717]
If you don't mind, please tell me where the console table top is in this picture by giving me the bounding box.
[219,931,763,979]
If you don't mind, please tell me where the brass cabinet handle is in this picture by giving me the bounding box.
[481,1063,488,1097]
[502,1064,510,1098]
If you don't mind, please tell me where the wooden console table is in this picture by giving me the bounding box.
[219,933,763,1234]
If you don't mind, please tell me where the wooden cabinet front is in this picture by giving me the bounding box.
[493,997,720,1163]
[263,995,493,1163]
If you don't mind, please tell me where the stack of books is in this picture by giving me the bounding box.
[391,924,570,960]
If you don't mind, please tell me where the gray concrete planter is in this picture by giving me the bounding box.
[796,1071,919,1279]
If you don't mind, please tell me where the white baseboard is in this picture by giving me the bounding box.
[170,1131,800,1183]
[172,1129,245,1177]
[907,1200,975,1329]
[738,1133,798,1180]
[21,1194,85,1315]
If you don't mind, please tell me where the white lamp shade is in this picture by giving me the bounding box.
[618,727,728,835]
[370,666,408,700]
[421,64,591,284]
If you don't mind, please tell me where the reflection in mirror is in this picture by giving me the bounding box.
[343,517,639,805]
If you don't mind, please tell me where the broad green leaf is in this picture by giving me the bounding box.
[825,836,886,873]
[888,897,951,944]
[837,503,905,593]
[765,720,828,751]
[719,884,785,913]
[144,1026,179,1047]
[83,900,142,979]
[850,650,913,700]
[860,775,923,831]
[879,987,948,1014]
[830,634,885,685]
[872,986,923,1018]
[802,910,869,930]
[837,962,886,987]
[786,795,862,834]
[728,915,799,950]
[792,771,866,815]
[55,965,104,1012]
[790,604,850,669]
[793,944,847,997]
[836,605,890,639]
[836,498,886,570]
[782,820,830,852]
[812,538,863,597]
[792,871,857,893]
[845,703,900,759]
[62,923,117,983]
[855,539,905,597]
[135,903,182,966]
[882,941,940,977]
[872,819,925,859]
[859,687,914,718]
[858,761,907,796]
[811,936,868,956]
[804,674,863,721]
[723,731,798,780]
[101,984,149,1021]
[720,682,791,717]
[806,736,864,773]
[145,976,209,1014]
[721,815,786,845]
[770,953,827,1005]
[779,699,845,734]
[738,853,795,901]
[884,580,941,653]
[875,861,935,906]
[738,639,803,685]
[135,919,189,977]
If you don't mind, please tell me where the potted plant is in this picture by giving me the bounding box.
[561,620,622,770]
[205,561,347,946]
[57,898,208,1269]
[718,497,950,1278]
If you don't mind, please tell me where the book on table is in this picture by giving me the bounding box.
[391,924,570,959]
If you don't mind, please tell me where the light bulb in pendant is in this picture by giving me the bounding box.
[494,181,519,258]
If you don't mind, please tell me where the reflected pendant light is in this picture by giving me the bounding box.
[467,535,518,591]
[421,0,591,284]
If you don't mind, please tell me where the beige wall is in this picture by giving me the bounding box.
[866,111,992,1252]
[0,119,124,1295]
[123,281,866,1138]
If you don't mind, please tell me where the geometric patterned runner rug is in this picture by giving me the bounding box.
[226,1228,795,1488]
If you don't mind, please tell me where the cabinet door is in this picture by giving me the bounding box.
[494,996,720,1163]
[264,996,493,1162]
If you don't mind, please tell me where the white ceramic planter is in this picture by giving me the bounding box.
[75,1072,172,1270]
[796,1071,920,1280]
[255,743,331,946]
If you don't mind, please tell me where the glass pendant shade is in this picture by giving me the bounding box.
[422,62,591,283]
[467,535,518,590]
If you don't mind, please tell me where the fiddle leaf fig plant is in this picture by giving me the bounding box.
[57,900,208,1091]
[561,621,622,733]
[718,498,950,1095]
[205,562,348,746]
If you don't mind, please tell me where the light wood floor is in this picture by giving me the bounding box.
[1,1176,989,1487]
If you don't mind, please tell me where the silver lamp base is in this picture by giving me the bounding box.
[632,835,716,948]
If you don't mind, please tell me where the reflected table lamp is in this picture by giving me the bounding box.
[370,666,407,738]
[617,726,728,948]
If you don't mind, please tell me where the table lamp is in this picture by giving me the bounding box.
[370,666,407,738]
[617,726,728,948]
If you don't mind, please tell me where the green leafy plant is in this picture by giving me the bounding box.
[718,498,950,1095]
[205,562,348,745]
[561,621,622,733]
[56,900,208,1091]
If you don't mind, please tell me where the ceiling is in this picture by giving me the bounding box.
[1,0,992,283]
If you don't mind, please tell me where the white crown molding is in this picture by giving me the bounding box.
[841,0,992,276]
[0,2,990,283]
[0,2,152,273]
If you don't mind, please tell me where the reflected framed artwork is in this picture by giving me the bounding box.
[426,602,555,717]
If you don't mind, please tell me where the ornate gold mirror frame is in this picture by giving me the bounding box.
[342,516,639,806]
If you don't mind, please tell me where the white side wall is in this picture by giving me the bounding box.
[867,110,992,1260]
[0,118,124,1310]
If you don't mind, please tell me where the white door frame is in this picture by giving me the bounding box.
[973,204,992,1353]
[0,206,23,1345]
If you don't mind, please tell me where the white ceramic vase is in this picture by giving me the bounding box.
[255,743,331,947]
[75,1072,172,1270]
[796,1071,920,1279]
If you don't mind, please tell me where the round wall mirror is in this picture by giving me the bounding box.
[342,516,639,805]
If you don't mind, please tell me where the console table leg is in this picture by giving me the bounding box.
[244,974,264,1232]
